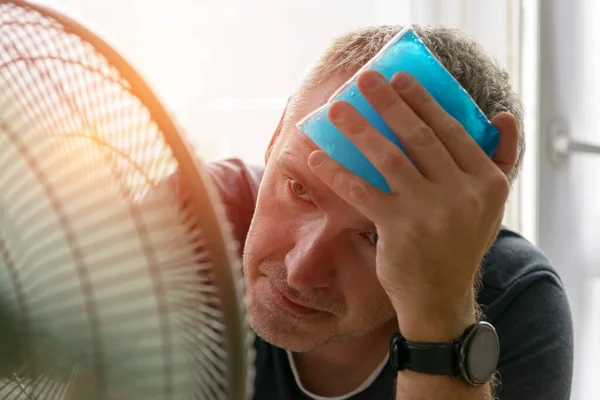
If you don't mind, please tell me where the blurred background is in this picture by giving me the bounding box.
[52,0,599,398]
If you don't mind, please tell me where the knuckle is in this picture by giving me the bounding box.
[348,179,369,203]
[428,208,452,235]
[405,125,437,148]
[412,90,436,111]
[328,166,345,189]
[330,103,370,137]
[378,148,406,172]
[375,87,401,110]
[456,186,483,219]
[441,118,465,141]
[345,115,369,136]
[486,171,511,200]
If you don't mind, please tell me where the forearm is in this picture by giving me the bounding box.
[395,371,493,400]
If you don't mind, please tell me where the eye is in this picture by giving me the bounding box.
[288,179,311,201]
[364,231,379,246]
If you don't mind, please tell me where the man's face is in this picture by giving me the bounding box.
[243,73,396,352]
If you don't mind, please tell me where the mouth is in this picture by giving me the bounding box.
[264,278,321,317]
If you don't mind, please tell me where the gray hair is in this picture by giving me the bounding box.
[294,25,525,184]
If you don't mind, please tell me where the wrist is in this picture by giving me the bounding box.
[393,290,477,342]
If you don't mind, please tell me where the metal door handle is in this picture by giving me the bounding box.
[550,119,600,165]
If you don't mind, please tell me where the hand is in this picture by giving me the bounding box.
[308,70,519,340]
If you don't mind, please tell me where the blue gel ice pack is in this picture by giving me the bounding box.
[296,25,500,192]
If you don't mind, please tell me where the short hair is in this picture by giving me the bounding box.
[293,25,525,184]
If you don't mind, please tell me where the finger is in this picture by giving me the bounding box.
[489,112,519,178]
[307,150,391,222]
[390,72,490,174]
[356,70,461,183]
[328,100,424,190]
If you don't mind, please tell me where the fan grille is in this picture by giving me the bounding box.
[0,1,253,399]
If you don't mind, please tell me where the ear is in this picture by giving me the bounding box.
[265,97,291,164]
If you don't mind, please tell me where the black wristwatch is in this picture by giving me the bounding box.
[389,321,499,386]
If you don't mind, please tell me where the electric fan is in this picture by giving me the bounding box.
[0,0,254,399]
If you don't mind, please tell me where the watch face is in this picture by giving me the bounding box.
[464,323,500,384]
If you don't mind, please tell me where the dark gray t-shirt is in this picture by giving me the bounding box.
[205,159,574,400]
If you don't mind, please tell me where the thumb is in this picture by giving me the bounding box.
[490,112,519,178]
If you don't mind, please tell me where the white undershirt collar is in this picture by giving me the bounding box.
[286,350,389,400]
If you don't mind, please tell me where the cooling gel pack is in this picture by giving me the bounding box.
[296,25,500,192]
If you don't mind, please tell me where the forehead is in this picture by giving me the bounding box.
[278,71,356,156]
[290,71,356,125]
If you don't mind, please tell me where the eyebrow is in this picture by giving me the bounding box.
[274,150,308,181]
[275,152,377,233]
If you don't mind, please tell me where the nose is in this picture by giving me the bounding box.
[285,223,336,291]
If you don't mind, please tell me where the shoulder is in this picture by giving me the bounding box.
[479,228,573,399]
[483,227,558,285]
[204,158,265,204]
[478,227,563,315]
[203,158,265,254]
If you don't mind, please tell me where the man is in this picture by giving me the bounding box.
[203,25,573,399]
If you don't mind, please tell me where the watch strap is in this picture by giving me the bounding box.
[389,332,459,376]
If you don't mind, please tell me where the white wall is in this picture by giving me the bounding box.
[55,0,518,163]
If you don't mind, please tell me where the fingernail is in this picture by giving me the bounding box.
[393,72,414,90]
[360,72,385,89]
[309,151,326,168]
